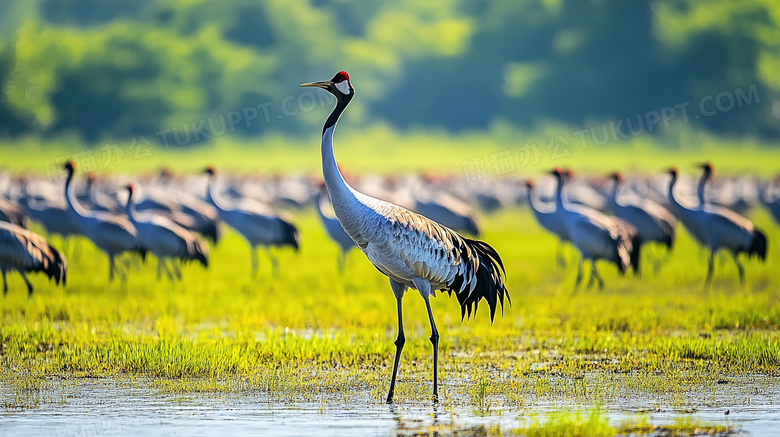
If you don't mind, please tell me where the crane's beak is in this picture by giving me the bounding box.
[299,80,332,89]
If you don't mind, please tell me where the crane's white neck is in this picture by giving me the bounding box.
[608,180,619,208]
[64,171,90,218]
[554,176,565,212]
[125,191,138,224]
[321,122,358,213]
[696,172,708,206]
[205,177,228,214]
[667,174,685,211]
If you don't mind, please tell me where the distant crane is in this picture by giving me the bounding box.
[125,184,209,280]
[0,221,67,296]
[204,166,299,275]
[551,168,639,290]
[63,161,146,281]
[0,197,28,228]
[414,193,481,237]
[524,179,571,268]
[301,71,509,404]
[607,172,676,273]
[667,167,767,285]
[761,175,780,226]
[316,183,355,271]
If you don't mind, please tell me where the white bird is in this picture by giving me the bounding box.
[124,184,209,280]
[204,167,299,275]
[316,183,355,272]
[607,172,676,273]
[301,71,509,404]
[667,167,767,285]
[63,161,146,282]
[0,221,67,296]
[552,169,640,290]
[524,179,571,267]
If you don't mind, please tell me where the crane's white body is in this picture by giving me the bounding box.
[64,166,143,281]
[316,190,355,271]
[0,221,66,295]
[552,173,637,289]
[667,170,766,284]
[205,175,298,274]
[125,188,208,279]
[607,180,676,247]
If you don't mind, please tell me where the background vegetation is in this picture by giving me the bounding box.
[1,0,779,150]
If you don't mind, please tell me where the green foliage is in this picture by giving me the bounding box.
[0,0,778,142]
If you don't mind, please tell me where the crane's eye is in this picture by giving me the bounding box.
[334,80,351,95]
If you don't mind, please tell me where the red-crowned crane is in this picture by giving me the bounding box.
[0,221,67,296]
[301,71,509,404]
[524,179,571,268]
[125,184,208,280]
[667,167,767,285]
[551,169,639,290]
[607,172,676,272]
[203,167,299,275]
[63,161,146,282]
[316,183,355,272]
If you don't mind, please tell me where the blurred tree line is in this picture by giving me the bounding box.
[0,0,778,142]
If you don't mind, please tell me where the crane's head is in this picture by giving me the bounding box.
[524,179,536,190]
[63,160,75,173]
[300,71,354,102]
[548,167,564,179]
[666,166,679,177]
[202,165,217,177]
[698,162,713,176]
[608,171,623,183]
[125,183,136,196]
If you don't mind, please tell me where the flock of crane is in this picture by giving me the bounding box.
[0,70,777,404]
[0,158,775,296]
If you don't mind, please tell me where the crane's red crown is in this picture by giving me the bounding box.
[332,71,350,83]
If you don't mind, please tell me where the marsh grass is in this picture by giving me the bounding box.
[1,141,779,436]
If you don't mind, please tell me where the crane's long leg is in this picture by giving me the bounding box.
[157,258,164,280]
[423,295,440,403]
[20,271,33,297]
[250,246,258,276]
[170,260,182,280]
[264,247,279,276]
[556,241,566,269]
[109,254,115,282]
[591,263,605,289]
[2,269,8,296]
[705,250,715,285]
[731,252,745,287]
[573,257,584,293]
[386,279,406,404]
[337,250,346,273]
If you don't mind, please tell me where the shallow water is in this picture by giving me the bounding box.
[2,375,779,436]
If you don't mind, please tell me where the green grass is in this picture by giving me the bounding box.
[0,134,778,435]
[2,125,779,176]
[1,208,778,402]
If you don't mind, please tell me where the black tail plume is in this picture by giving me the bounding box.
[447,237,510,323]
[278,219,300,251]
[630,235,642,275]
[749,228,767,261]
